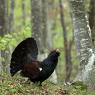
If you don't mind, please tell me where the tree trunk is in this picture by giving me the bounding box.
[47,0,58,84]
[22,0,26,26]
[41,0,47,49]
[59,0,72,83]
[0,0,6,35]
[69,0,95,88]
[89,0,95,47]
[0,0,7,72]
[42,0,58,84]
[31,0,43,53]
[8,0,15,33]
[4,0,8,34]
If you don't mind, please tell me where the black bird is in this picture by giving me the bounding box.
[10,37,60,85]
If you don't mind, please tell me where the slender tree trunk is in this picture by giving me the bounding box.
[41,0,47,49]
[5,0,15,73]
[59,0,72,83]
[4,0,8,34]
[89,0,95,47]
[0,0,6,35]
[46,0,56,50]
[41,0,58,84]
[0,0,7,72]
[8,0,15,32]
[22,0,26,26]
[47,0,59,84]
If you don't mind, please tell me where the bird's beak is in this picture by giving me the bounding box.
[56,49,60,55]
[56,49,60,53]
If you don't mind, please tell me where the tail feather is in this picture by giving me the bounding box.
[10,37,38,76]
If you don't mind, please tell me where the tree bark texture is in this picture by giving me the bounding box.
[31,0,43,53]
[0,0,6,35]
[0,0,8,72]
[89,0,95,47]
[69,0,95,87]
[59,0,72,83]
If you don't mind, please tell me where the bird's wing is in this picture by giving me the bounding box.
[21,61,42,79]
[10,37,38,70]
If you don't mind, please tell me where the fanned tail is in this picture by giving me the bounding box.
[10,37,38,76]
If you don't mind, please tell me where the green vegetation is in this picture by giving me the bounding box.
[0,73,95,95]
[1,0,95,94]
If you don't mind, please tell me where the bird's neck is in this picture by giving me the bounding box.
[42,56,58,67]
[48,56,58,63]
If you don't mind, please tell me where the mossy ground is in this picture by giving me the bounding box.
[0,73,95,95]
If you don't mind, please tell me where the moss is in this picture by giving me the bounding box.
[0,73,95,95]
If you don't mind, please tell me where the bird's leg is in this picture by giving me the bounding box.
[35,81,42,86]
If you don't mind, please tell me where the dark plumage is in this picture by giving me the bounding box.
[10,37,60,85]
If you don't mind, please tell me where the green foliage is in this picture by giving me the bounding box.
[0,73,68,95]
[71,81,87,90]
[0,73,95,95]
[0,34,16,50]
[0,26,31,51]
[65,81,95,95]
[0,1,91,94]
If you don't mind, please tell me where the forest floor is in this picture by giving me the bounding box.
[0,73,95,95]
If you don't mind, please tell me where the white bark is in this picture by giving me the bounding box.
[69,0,95,88]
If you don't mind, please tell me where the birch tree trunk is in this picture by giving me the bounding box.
[69,0,95,88]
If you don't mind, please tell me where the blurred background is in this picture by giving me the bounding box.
[0,0,90,84]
